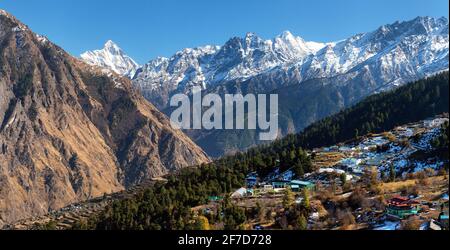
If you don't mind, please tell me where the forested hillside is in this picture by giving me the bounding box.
[292,71,449,149]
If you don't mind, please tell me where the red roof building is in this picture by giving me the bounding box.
[386,196,420,219]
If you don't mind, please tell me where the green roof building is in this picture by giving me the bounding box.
[290,180,315,190]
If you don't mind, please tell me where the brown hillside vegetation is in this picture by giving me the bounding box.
[0,10,209,225]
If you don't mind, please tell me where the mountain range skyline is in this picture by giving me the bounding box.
[1,0,448,63]
[80,15,449,74]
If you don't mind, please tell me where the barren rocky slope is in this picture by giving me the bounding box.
[0,10,209,226]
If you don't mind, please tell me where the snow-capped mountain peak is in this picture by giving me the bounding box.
[81,40,140,78]
[275,31,306,47]
[104,40,122,53]
[273,30,326,58]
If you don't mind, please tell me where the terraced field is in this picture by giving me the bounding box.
[3,180,159,230]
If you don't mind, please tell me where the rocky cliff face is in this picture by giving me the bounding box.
[0,10,209,225]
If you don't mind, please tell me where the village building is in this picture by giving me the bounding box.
[438,213,449,230]
[428,219,442,230]
[262,184,274,192]
[271,180,289,190]
[270,180,315,192]
[208,196,223,202]
[246,176,258,187]
[245,172,259,187]
[438,199,449,229]
[386,196,420,219]
[290,185,300,192]
[231,188,247,198]
[290,180,315,191]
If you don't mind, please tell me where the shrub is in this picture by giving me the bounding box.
[401,216,422,230]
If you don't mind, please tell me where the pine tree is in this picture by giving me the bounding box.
[296,214,307,230]
[282,189,295,210]
[302,189,310,210]
[390,165,396,182]
[340,173,347,185]
[294,163,304,178]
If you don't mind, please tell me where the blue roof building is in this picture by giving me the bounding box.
[246,176,258,187]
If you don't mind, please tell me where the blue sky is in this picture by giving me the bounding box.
[1,0,448,63]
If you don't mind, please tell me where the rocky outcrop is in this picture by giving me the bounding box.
[0,10,209,226]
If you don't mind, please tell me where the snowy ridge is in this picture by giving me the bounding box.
[132,31,325,94]
[292,16,449,85]
[80,16,449,111]
[137,16,448,109]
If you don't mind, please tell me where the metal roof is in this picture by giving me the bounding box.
[290,180,314,186]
